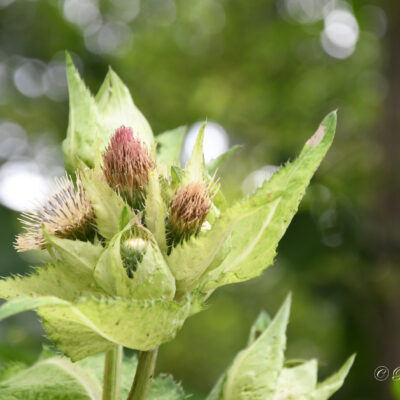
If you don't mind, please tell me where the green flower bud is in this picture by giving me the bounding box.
[120,236,148,278]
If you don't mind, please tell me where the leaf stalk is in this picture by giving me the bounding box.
[127,347,159,400]
[103,345,123,400]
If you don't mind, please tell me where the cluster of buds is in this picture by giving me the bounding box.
[15,125,214,262]
[102,126,154,210]
[15,176,94,252]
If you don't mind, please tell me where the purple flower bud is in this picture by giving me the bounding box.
[102,126,154,209]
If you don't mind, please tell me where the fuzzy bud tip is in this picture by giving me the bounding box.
[103,126,154,209]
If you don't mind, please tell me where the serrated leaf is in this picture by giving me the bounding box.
[62,53,103,173]
[206,145,243,175]
[149,374,186,400]
[156,126,187,169]
[145,170,168,252]
[0,263,97,302]
[183,122,206,184]
[0,356,102,400]
[95,68,153,147]
[223,295,291,400]
[38,295,191,360]
[201,112,336,291]
[304,355,355,400]
[81,170,133,240]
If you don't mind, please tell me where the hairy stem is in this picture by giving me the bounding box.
[127,347,159,400]
[103,345,123,400]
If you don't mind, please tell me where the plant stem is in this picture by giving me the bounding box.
[103,345,123,400]
[127,347,159,400]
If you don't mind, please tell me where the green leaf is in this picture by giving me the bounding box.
[167,211,238,295]
[166,182,278,295]
[95,68,154,147]
[305,355,355,400]
[94,230,175,300]
[0,296,68,320]
[222,295,291,400]
[0,356,102,400]
[247,311,271,346]
[38,295,191,360]
[156,126,187,169]
[206,373,226,400]
[0,263,97,302]
[119,205,133,230]
[45,233,103,287]
[149,375,185,400]
[183,122,206,183]
[93,230,132,298]
[0,350,186,400]
[275,360,318,399]
[132,242,176,300]
[62,53,103,173]
[145,170,168,252]
[81,170,133,240]
[201,112,336,290]
[206,145,242,175]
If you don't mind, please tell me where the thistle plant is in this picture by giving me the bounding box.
[0,53,354,400]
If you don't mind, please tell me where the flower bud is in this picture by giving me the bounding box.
[15,176,94,252]
[120,237,148,278]
[102,126,154,209]
[167,181,213,247]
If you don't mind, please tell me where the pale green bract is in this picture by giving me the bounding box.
[206,296,355,400]
[0,55,339,367]
[0,351,185,400]
[62,52,153,173]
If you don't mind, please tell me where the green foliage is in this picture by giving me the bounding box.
[95,68,154,148]
[0,351,185,400]
[206,296,355,400]
[81,170,133,241]
[62,53,154,173]
[145,170,168,252]
[0,294,191,361]
[167,112,336,296]
[0,55,344,400]
[183,122,206,184]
